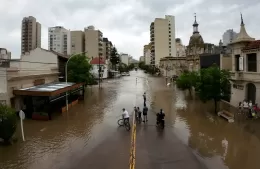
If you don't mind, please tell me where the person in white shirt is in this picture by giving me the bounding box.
[122,108,130,123]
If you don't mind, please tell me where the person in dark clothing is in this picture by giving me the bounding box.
[143,92,146,104]
[156,109,165,126]
[137,107,142,123]
[143,105,148,123]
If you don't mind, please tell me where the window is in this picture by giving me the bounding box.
[235,55,240,71]
[247,53,257,72]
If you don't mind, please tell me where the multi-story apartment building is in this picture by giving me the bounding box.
[70,30,85,55]
[102,38,113,59]
[229,15,260,107]
[150,15,176,67]
[120,53,130,66]
[48,26,71,55]
[222,29,238,46]
[21,16,41,55]
[143,44,151,65]
[84,26,103,58]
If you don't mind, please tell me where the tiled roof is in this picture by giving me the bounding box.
[90,57,105,64]
[243,40,260,50]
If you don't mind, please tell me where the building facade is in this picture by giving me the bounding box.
[120,53,130,65]
[102,38,113,59]
[0,48,69,110]
[143,43,151,65]
[159,57,187,77]
[70,30,85,55]
[229,15,259,107]
[176,38,186,57]
[84,26,103,58]
[21,16,41,55]
[48,26,71,55]
[223,29,238,46]
[90,57,108,79]
[150,15,176,66]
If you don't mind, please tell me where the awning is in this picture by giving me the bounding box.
[13,82,84,97]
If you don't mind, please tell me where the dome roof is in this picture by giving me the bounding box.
[188,33,204,47]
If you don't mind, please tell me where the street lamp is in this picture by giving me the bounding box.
[65,51,87,112]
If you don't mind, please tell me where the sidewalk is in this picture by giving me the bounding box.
[135,111,207,169]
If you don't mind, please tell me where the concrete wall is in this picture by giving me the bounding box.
[19,48,58,76]
[220,54,232,70]
[71,31,85,54]
[145,49,151,65]
[0,68,9,105]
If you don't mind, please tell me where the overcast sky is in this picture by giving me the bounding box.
[0,0,259,59]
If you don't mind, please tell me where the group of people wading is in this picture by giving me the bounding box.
[238,100,260,118]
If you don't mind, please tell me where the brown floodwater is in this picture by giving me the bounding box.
[1,71,260,169]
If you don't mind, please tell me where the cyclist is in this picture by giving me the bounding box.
[122,108,130,124]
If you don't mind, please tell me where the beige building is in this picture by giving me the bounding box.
[71,30,85,55]
[102,37,113,59]
[84,26,103,58]
[143,44,151,65]
[159,57,187,77]
[229,15,260,106]
[150,15,176,66]
[139,56,145,62]
[21,16,41,55]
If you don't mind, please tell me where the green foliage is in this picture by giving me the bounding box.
[0,104,17,142]
[67,54,93,84]
[138,62,159,75]
[176,65,231,113]
[110,47,120,69]
[119,63,135,73]
[176,71,198,94]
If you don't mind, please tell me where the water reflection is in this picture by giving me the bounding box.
[0,83,118,169]
[172,87,260,169]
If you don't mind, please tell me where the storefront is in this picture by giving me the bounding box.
[13,82,84,120]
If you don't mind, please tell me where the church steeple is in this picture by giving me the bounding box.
[193,13,199,34]
[232,13,255,43]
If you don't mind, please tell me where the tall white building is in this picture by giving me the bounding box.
[150,15,176,66]
[222,29,238,46]
[120,53,129,65]
[48,26,71,55]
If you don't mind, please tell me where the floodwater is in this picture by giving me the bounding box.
[1,71,260,169]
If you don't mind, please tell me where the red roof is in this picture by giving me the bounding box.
[243,40,260,51]
[90,57,105,64]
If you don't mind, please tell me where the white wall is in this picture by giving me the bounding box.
[19,48,58,76]
[91,64,108,79]
[120,54,129,65]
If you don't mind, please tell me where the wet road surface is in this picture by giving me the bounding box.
[1,70,260,169]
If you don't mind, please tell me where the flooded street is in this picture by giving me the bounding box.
[1,70,260,169]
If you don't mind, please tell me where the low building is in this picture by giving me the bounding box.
[0,48,84,119]
[159,56,187,77]
[90,57,108,79]
[139,56,145,62]
[229,15,259,106]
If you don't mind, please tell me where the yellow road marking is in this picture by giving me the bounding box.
[129,111,137,169]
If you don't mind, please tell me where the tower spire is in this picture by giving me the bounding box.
[240,13,244,25]
[192,13,199,34]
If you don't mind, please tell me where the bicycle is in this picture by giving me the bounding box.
[117,116,131,131]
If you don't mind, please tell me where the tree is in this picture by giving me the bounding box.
[67,54,93,84]
[0,104,17,143]
[110,47,120,70]
[176,71,198,96]
[195,65,231,113]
